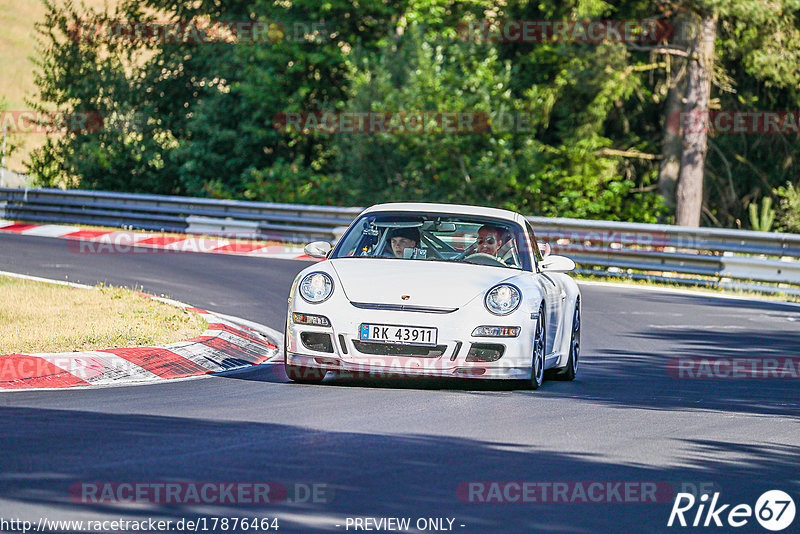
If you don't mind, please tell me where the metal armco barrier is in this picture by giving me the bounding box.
[0,187,360,243]
[2,187,800,295]
[530,220,800,295]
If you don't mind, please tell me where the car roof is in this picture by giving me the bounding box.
[361,202,522,223]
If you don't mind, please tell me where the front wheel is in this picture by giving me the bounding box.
[530,306,546,390]
[285,362,327,384]
[284,326,326,384]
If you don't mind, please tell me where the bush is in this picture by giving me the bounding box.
[774,182,800,233]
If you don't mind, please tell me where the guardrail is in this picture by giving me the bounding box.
[529,218,800,296]
[0,187,360,243]
[2,187,800,296]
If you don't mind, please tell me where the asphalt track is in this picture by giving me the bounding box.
[1,233,799,534]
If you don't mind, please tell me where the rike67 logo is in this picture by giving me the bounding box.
[668,490,796,531]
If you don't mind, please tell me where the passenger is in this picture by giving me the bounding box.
[476,225,504,257]
[388,227,421,258]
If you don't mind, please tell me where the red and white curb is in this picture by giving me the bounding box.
[0,272,282,391]
[0,220,317,261]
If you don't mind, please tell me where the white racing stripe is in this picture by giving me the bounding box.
[19,224,81,237]
[34,351,159,385]
[91,231,154,243]
[165,340,229,373]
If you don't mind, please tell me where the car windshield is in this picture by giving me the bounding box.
[331,212,531,270]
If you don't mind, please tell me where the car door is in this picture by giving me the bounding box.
[524,220,560,355]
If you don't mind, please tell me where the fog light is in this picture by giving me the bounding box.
[293,312,331,326]
[471,326,520,337]
[466,343,505,362]
[300,332,334,353]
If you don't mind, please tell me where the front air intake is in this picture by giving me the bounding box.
[301,332,334,353]
[466,343,505,362]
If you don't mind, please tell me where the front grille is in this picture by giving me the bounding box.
[352,340,448,358]
[350,302,458,314]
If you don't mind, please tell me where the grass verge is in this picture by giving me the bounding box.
[0,275,208,354]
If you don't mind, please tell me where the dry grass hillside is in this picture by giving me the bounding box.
[0,0,108,173]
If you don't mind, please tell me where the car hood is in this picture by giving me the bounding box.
[329,258,517,309]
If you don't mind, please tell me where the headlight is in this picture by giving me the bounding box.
[299,272,334,303]
[484,284,521,315]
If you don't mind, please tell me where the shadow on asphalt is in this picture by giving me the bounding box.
[1,406,798,534]
[222,315,800,418]
[222,363,532,392]
[549,321,800,418]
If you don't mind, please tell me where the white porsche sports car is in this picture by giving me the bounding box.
[284,203,581,389]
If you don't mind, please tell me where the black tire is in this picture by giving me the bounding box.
[284,324,326,384]
[285,362,327,384]
[553,300,580,381]
[530,305,546,390]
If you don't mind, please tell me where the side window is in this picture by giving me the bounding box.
[524,220,543,266]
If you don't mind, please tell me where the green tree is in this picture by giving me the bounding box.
[27,0,800,230]
[774,182,800,233]
[655,0,800,226]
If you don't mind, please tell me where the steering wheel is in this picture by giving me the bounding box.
[464,252,506,267]
[454,244,476,261]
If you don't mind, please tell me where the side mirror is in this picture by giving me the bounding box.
[304,241,332,259]
[539,254,575,273]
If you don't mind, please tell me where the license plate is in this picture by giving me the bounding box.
[359,323,438,346]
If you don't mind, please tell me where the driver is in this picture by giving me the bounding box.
[470,224,512,266]
[388,227,420,258]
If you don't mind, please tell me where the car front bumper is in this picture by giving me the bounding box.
[286,302,537,380]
